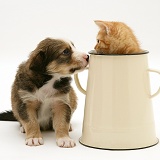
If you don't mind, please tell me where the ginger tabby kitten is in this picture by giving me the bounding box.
[94,20,143,54]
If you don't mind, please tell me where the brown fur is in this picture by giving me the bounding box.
[11,38,89,147]
[94,20,143,54]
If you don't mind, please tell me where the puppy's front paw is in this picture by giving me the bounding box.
[25,138,44,146]
[56,137,76,148]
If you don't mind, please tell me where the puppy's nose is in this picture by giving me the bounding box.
[83,54,89,62]
[86,55,89,62]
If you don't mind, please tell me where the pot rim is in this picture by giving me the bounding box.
[88,50,149,56]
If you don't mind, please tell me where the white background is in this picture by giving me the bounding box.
[0,0,160,159]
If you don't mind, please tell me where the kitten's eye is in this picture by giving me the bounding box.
[97,39,100,43]
[63,49,71,56]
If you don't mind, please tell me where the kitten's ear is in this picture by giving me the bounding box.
[94,20,106,29]
[94,20,110,34]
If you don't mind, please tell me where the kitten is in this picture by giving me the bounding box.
[94,20,143,54]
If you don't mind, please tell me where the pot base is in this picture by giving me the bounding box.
[79,138,159,151]
[79,138,159,150]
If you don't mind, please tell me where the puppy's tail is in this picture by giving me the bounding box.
[0,110,17,121]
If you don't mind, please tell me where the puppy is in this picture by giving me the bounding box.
[9,38,89,147]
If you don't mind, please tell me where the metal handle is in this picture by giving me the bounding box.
[74,68,89,95]
[74,68,160,98]
[148,69,160,98]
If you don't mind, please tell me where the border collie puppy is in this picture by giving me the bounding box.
[0,38,89,148]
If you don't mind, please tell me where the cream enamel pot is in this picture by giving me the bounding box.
[74,50,160,150]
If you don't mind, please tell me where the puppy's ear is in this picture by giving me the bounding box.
[29,50,46,73]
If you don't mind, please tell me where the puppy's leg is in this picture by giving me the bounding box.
[19,101,43,146]
[20,123,25,133]
[53,101,76,148]
[69,124,72,132]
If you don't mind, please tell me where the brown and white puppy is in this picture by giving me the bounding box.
[11,38,89,147]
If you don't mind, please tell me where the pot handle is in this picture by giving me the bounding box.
[148,69,160,98]
[74,68,89,95]
[74,68,160,97]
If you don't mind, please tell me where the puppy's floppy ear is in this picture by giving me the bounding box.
[29,50,46,73]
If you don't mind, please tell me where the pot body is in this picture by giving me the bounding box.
[80,53,158,150]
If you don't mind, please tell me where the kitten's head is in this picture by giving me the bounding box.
[94,20,142,54]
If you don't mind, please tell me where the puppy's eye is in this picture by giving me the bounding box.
[97,39,100,43]
[63,49,71,56]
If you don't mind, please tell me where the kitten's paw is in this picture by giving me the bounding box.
[25,138,44,146]
[56,137,76,148]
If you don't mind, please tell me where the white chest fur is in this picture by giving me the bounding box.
[35,77,57,102]
[20,74,65,102]
[35,74,61,128]
[36,77,55,126]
